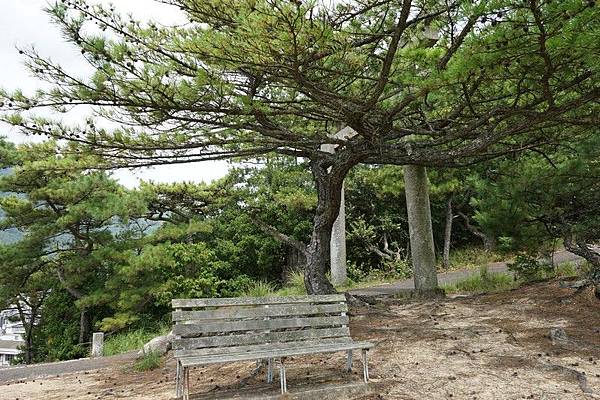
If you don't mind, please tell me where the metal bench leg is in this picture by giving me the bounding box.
[267,358,274,383]
[362,349,369,383]
[346,350,353,372]
[175,361,182,398]
[184,367,190,400]
[279,358,287,394]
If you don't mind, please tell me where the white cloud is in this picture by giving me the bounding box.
[0,0,230,186]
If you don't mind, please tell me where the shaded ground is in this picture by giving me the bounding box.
[3,279,599,400]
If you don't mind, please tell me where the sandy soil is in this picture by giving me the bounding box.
[2,280,600,400]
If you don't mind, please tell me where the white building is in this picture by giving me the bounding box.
[0,308,25,367]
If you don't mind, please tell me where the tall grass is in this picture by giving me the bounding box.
[443,265,517,294]
[240,280,277,297]
[134,351,162,372]
[276,271,307,296]
[103,323,170,356]
[444,246,506,271]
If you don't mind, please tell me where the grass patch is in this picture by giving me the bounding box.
[134,351,162,372]
[241,280,278,297]
[275,271,307,296]
[443,246,507,271]
[103,324,170,356]
[443,266,518,294]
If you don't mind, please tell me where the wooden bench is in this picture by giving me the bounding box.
[172,294,373,399]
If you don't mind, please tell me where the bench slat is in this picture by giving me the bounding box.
[173,315,349,336]
[172,294,345,308]
[173,326,351,350]
[174,337,355,358]
[178,341,374,367]
[172,303,347,322]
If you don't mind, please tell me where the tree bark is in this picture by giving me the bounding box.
[304,159,347,295]
[457,211,496,252]
[443,194,453,269]
[57,268,90,344]
[15,301,33,364]
[404,165,439,292]
[79,309,90,345]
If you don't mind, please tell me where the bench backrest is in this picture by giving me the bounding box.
[171,294,349,357]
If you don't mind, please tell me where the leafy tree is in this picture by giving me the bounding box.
[471,134,600,293]
[0,141,145,346]
[1,0,598,293]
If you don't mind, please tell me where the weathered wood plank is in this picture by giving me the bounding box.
[172,294,345,308]
[172,327,351,350]
[173,337,354,358]
[178,341,374,367]
[172,303,347,322]
[173,315,349,336]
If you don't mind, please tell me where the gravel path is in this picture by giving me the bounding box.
[0,351,137,383]
[349,249,584,296]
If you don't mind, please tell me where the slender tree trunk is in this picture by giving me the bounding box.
[79,308,90,345]
[304,159,348,295]
[404,165,439,292]
[15,302,33,364]
[457,211,496,252]
[443,194,453,269]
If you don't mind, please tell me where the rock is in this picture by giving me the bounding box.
[559,279,588,289]
[549,327,568,345]
[138,331,175,357]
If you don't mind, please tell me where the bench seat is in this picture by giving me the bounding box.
[178,339,374,367]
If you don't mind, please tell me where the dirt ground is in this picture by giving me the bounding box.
[2,280,600,400]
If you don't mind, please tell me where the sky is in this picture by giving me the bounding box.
[0,0,230,188]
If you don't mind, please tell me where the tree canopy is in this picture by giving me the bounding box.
[1,0,598,293]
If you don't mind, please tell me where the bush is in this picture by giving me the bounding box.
[134,351,162,372]
[508,253,553,282]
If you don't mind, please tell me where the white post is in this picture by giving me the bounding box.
[321,126,356,287]
[91,332,104,357]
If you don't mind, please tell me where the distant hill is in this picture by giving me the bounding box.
[0,168,22,244]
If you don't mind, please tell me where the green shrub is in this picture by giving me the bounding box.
[103,324,170,356]
[134,351,162,372]
[508,253,553,282]
[443,266,517,294]
[554,262,578,278]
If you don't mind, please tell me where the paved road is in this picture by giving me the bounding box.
[0,351,136,383]
[349,249,584,296]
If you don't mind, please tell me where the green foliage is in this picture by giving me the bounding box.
[445,246,505,271]
[240,280,277,297]
[508,254,553,282]
[443,266,517,294]
[103,324,170,357]
[275,272,307,296]
[134,351,162,372]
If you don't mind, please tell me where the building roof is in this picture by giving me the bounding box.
[0,339,23,351]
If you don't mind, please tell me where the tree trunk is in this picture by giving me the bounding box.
[304,159,347,295]
[443,194,453,269]
[457,211,496,252]
[79,308,90,345]
[330,184,348,286]
[15,301,33,364]
[404,165,439,292]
